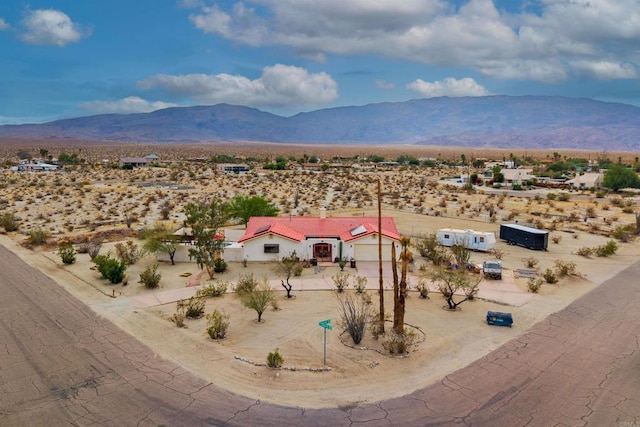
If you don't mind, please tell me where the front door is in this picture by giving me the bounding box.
[313,243,332,262]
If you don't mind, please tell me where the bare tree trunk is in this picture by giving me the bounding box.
[377,179,385,334]
[391,242,399,332]
[397,242,409,335]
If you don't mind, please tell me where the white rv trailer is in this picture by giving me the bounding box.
[436,228,496,252]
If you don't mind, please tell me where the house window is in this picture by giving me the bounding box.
[264,244,279,254]
[444,234,450,239]
[479,237,485,243]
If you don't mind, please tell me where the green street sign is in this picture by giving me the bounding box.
[318,319,332,330]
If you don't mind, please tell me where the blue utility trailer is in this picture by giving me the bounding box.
[499,223,548,250]
[486,311,513,327]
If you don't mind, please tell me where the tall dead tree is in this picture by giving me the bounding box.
[394,237,412,334]
[377,178,385,334]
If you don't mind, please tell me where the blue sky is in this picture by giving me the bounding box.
[1,0,640,124]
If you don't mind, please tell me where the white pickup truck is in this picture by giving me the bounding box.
[483,260,503,280]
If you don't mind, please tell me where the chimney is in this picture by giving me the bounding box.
[319,206,327,219]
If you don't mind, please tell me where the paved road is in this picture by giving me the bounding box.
[1,244,639,426]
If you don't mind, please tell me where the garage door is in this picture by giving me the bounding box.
[354,243,392,261]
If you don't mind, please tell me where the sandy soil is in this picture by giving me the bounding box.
[3,205,639,409]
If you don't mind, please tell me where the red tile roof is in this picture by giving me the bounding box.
[238,216,401,243]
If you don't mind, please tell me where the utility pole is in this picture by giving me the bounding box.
[377,178,385,334]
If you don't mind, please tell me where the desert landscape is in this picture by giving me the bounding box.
[1,142,639,409]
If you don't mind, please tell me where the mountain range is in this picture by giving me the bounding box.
[1,96,639,151]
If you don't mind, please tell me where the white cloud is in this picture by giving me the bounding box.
[19,9,87,46]
[138,64,338,107]
[189,0,640,83]
[570,60,637,80]
[407,77,490,98]
[0,18,10,31]
[375,80,396,90]
[80,97,178,114]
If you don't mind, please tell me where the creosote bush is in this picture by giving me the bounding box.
[196,281,228,298]
[93,253,127,284]
[206,309,230,340]
[171,305,186,327]
[115,240,145,265]
[267,348,284,368]
[528,277,543,293]
[234,272,258,294]
[542,268,558,284]
[595,240,618,257]
[554,260,578,277]
[522,257,539,269]
[332,271,351,292]
[27,227,50,246]
[139,263,162,289]
[58,241,76,264]
[381,330,418,355]
[0,212,19,232]
[184,296,205,319]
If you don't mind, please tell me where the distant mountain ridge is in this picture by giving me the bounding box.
[1,96,639,151]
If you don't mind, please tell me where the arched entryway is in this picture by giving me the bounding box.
[313,243,332,262]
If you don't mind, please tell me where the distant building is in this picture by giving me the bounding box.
[217,163,250,174]
[120,157,149,167]
[566,172,604,189]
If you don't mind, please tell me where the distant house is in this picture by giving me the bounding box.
[13,161,58,172]
[217,163,250,174]
[144,153,160,161]
[120,157,149,167]
[501,168,534,186]
[238,208,401,262]
[566,172,603,189]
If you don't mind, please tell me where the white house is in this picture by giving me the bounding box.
[566,172,603,189]
[238,211,401,262]
[436,228,496,252]
[501,168,534,186]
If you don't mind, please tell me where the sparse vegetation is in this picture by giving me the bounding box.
[196,280,228,298]
[267,349,284,368]
[184,296,205,319]
[242,281,276,322]
[337,293,371,345]
[206,309,230,340]
[332,271,351,293]
[139,263,162,289]
[93,253,127,284]
[58,241,76,264]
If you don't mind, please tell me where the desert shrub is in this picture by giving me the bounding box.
[115,240,145,265]
[184,296,205,319]
[267,348,284,368]
[354,275,368,294]
[171,305,186,327]
[595,240,618,257]
[547,193,557,200]
[522,257,539,269]
[81,239,103,260]
[337,293,371,345]
[576,246,594,257]
[27,227,49,246]
[234,272,258,294]
[332,271,351,292]
[139,263,161,289]
[492,248,505,260]
[58,241,76,264]
[528,277,543,293]
[450,244,471,266]
[542,268,558,284]
[293,264,303,276]
[93,254,127,284]
[415,278,430,299]
[206,309,230,340]
[557,193,570,202]
[413,233,438,259]
[551,235,562,244]
[382,330,418,355]
[213,258,227,273]
[241,281,275,322]
[612,225,635,242]
[554,260,577,277]
[0,212,19,232]
[196,280,228,298]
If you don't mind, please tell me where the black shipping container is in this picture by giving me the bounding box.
[499,223,548,250]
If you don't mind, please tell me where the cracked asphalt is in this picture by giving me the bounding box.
[1,243,639,426]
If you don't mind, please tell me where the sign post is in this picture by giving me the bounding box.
[318,319,332,366]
